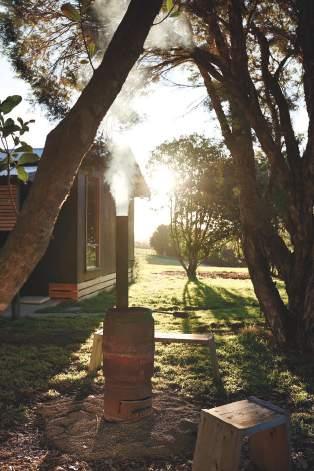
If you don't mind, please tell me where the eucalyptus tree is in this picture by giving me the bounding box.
[0,0,163,311]
[144,0,314,350]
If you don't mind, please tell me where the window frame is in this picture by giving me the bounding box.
[85,175,101,271]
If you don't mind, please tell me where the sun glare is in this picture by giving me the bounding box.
[150,165,176,196]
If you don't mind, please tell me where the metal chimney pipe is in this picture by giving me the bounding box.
[116,215,129,309]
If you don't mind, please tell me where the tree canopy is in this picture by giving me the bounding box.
[0,0,103,117]
[150,134,241,279]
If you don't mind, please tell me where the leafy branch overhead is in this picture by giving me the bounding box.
[0,95,38,183]
[0,0,178,119]
[0,1,102,117]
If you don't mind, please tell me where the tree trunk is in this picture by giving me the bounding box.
[225,108,314,349]
[285,243,314,350]
[230,110,290,348]
[0,0,162,312]
[204,51,291,346]
[186,263,198,282]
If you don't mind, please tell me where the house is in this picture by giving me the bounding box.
[0,143,149,301]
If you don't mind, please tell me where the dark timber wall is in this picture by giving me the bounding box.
[1,162,137,300]
[22,178,78,296]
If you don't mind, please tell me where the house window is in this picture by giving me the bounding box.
[86,176,100,270]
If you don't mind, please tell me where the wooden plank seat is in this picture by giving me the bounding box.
[193,396,291,471]
[88,329,221,380]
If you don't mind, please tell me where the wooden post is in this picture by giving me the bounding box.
[208,334,221,382]
[88,330,103,373]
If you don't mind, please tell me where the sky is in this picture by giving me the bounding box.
[0,54,216,242]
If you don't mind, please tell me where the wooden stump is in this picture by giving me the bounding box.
[249,423,291,471]
[193,397,291,471]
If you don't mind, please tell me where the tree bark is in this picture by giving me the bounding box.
[0,0,162,312]
[229,107,290,347]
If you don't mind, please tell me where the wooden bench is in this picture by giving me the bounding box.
[193,396,291,471]
[88,329,221,381]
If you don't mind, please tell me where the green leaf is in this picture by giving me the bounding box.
[166,0,174,11]
[0,156,9,172]
[2,118,20,137]
[19,125,29,135]
[87,41,96,58]
[61,3,80,21]
[18,152,39,166]
[15,141,33,153]
[0,95,22,114]
[16,166,28,183]
[170,9,179,17]
[80,59,89,64]
[3,117,15,127]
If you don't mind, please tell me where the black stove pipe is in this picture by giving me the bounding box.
[116,215,129,309]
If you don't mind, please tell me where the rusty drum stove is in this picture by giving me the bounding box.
[103,215,155,422]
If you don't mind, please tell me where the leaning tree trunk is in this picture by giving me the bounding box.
[284,170,314,350]
[227,107,314,350]
[197,64,291,347]
[0,0,163,312]
[230,109,291,347]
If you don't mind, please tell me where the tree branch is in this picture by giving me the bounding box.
[255,28,300,168]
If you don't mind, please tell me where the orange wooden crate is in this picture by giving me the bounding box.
[49,283,78,300]
[0,185,18,231]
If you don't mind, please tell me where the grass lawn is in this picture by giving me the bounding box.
[0,248,313,469]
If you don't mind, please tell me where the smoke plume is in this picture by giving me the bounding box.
[105,142,137,216]
[91,1,194,213]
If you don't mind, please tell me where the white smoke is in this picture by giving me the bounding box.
[91,0,194,52]
[146,11,194,50]
[92,0,130,52]
[105,142,137,216]
[106,65,148,132]
[91,1,194,214]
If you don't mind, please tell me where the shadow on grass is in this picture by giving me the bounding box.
[182,280,258,320]
[38,290,115,314]
[0,312,107,431]
[217,330,314,467]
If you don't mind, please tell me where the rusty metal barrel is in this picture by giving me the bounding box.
[103,307,155,422]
